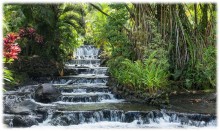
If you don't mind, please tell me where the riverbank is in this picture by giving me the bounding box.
[108,77,216,115]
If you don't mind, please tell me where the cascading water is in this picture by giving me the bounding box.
[51,45,123,105]
[3,45,217,128]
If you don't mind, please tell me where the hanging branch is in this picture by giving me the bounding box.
[124,4,135,20]
[90,3,110,17]
[89,3,131,33]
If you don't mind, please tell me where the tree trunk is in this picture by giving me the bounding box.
[194,4,197,45]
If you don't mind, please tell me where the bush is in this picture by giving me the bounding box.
[196,45,216,88]
[108,50,169,94]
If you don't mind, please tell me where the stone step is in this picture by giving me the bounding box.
[45,108,217,127]
[54,84,108,88]
[55,102,156,112]
[69,83,107,86]
[52,78,108,85]
[66,60,100,65]
[62,74,109,78]
[52,80,73,86]
[68,67,108,69]
[65,59,101,68]
[58,93,114,102]
[63,67,108,75]
[59,87,110,93]
[61,92,112,96]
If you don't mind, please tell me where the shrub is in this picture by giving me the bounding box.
[196,45,216,88]
[108,50,169,94]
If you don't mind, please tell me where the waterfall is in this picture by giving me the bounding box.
[3,45,216,128]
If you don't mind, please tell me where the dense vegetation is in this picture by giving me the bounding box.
[4,4,85,61]
[85,3,216,94]
[3,3,216,95]
[3,4,85,85]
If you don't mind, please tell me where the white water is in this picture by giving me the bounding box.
[61,92,113,96]
[73,45,99,60]
[53,99,125,105]
[69,83,107,86]
[29,99,57,106]
[32,119,217,129]
[63,74,108,78]
[76,74,108,77]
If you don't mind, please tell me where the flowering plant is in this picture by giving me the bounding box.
[18,27,43,44]
[3,33,21,61]
[3,33,21,89]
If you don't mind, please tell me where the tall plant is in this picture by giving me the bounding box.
[3,33,21,90]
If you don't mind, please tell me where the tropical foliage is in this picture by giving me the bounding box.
[3,3,85,62]
[86,3,216,93]
[3,4,86,83]
[109,51,169,94]
[3,3,216,93]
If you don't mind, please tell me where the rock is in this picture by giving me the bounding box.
[12,116,38,127]
[20,99,39,109]
[35,109,49,123]
[4,99,39,115]
[5,106,31,115]
[35,84,61,103]
[4,98,28,115]
[3,115,14,127]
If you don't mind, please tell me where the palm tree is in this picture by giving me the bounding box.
[3,3,86,62]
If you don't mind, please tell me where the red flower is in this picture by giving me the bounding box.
[3,38,9,44]
[3,33,21,60]
[10,44,21,52]
[5,33,19,44]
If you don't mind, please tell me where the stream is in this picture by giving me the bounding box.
[3,45,217,128]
